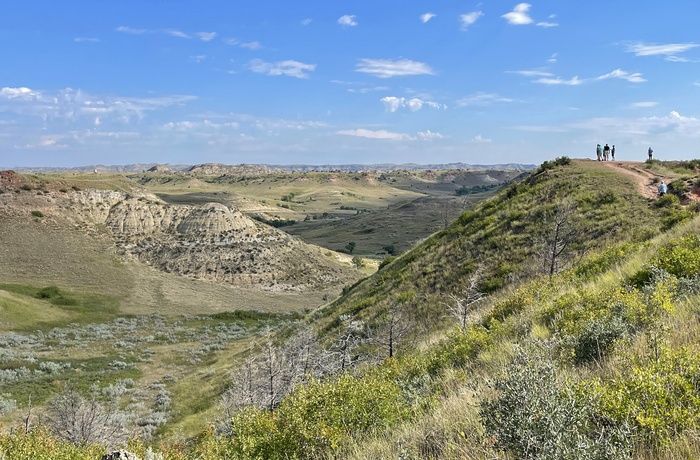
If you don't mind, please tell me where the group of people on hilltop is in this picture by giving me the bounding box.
[596,143,615,161]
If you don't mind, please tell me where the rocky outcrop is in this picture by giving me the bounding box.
[59,190,353,292]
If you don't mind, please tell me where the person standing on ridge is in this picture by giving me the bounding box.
[611,145,615,160]
[603,144,610,161]
[648,147,653,161]
[596,144,602,161]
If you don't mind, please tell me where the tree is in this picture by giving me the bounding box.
[46,384,128,445]
[345,241,356,254]
[371,303,413,359]
[445,268,485,330]
[352,255,364,269]
[537,200,581,277]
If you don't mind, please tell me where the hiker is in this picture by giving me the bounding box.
[648,147,653,161]
[596,144,602,161]
[603,144,610,161]
[611,145,615,160]
[658,181,667,196]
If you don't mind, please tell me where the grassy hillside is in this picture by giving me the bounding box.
[2,158,700,458]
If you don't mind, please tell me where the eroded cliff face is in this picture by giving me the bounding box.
[2,185,354,292]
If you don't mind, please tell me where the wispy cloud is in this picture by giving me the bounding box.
[301,18,312,26]
[247,59,316,78]
[596,69,646,83]
[417,130,444,140]
[115,26,146,35]
[116,26,217,42]
[166,29,191,39]
[338,15,358,27]
[195,32,217,42]
[502,3,533,25]
[470,134,492,143]
[537,21,558,28]
[535,76,583,85]
[507,70,554,78]
[460,11,484,30]
[570,111,700,137]
[74,37,99,43]
[380,96,446,112]
[0,86,196,124]
[161,119,240,132]
[356,58,435,78]
[225,38,263,50]
[336,128,411,140]
[456,92,514,106]
[420,13,437,23]
[626,42,698,57]
[630,102,658,108]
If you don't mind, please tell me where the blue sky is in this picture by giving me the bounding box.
[1,0,699,167]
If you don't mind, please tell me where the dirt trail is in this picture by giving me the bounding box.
[593,160,700,204]
[599,161,667,199]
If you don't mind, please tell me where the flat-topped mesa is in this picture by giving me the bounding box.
[176,202,255,235]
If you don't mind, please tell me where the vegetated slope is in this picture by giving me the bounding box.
[312,159,673,344]
[193,159,700,459]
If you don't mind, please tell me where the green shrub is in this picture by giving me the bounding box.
[20,184,32,191]
[592,348,700,446]
[481,343,632,459]
[31,210,44,218]
[228,373,411,459]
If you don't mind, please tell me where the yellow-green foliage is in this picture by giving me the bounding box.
[0,427,104,460]
[588,347,700,446]
[227,371,412,459]
[655,234,700,278]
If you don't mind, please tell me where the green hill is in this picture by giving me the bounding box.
[3,158,700,459]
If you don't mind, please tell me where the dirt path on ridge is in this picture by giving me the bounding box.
[599,161,667,199]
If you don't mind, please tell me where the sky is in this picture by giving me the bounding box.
[1,0,699,168]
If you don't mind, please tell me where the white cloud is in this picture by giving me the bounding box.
[417,130,444,140]
[115,26,146,35]
[502,3,533,25]
[460,12,484,30]
[547,53,558,63]
[507,70,554,77]
[596,69,646,83]
[456,92,514,106]
[338,15,358,27]
[570,111,700,138]
[380,96,446,112]
[630,102,658,108]
[336,128,411,140]
[665,56,694,63]
[247,59,316,78]
[162,119,240,132]
[420,13,437,23]
[356,58,435,78]
[537,21,558,27]
[535,76,583,86]
[0,86,196,124]
[166,29,191,39]
[195,32,217,42]
[0,87,41,100]
[301,18,312,26]
[626,42,698,57]
[190,55,207,63]
[470,134,492,143]
[74,37,99,43]
[225,38,263,50]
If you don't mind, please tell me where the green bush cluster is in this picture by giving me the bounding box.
[0,427,104,460]
[589,347,700,446]
[227,372,412,459]
[481,343,633,459]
